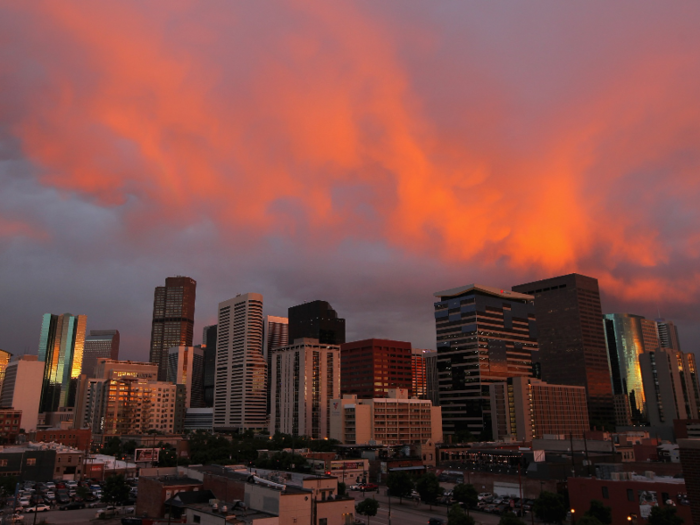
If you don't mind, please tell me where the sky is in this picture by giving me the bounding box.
[1,1,699,360]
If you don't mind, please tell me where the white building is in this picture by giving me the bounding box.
[167,346,205,408]
[214,293,267,431]
[269,338,340,438]
[0,355,44,432]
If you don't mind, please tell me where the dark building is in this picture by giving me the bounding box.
[340,339,413,399]
[0,447,56,481]
[513,274,614,428]
[434,284,537,437]
[679,438,700,525]
[149,276,197,381]
[202,325,217,408]
[288,300,345,345]
[81,329,120,378]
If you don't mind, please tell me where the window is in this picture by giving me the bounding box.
[319,520,328,525]
[602,486,609,499]
[26,458,36,466]
[193,516,201,524]
[0,460,6,467]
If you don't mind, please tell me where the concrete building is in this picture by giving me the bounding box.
[149,276,197,381]
[513,274,614,428]
[678,439,700,524]
[411,348,430,399]
[38,312,87,412]
[0,355,44,431]
[81,330,120,378]
[434,284,537,437]
[94,358,159,380]
[288,300,345,345]
[424,351,439,407]
[214,293,267,431]
[269,338,340,438]
[184,407,213,431]
[330,388,443,445]
[167,346,204,408]
[640,348,691,426]
[490,377,589,441]
[202,325,217,408]
[0,349,11,398]
[340,339,412,399]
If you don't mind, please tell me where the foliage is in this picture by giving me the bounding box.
[533,491,567,524]
[156,442,178,467]
[76,485,92,500]
[101,474,131,506]
[100,436,122,456]
[499,513,527,525]
[585,500,612,525]
[0,476,18,497]
[254,451,309,472]
[576,516,604,525]
[447,503,475,525]
[387,471,414,502]
[452,483,478,513]
[356,498,380,525]
[646,506,684,525]
[415,473,444,509]
[122,440,138,455]
[338,482,347,497]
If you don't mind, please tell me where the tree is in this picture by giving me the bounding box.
[646,506,684,525]
[585,500,612,525]
[101,436,122,456]
[415,473,444,510]
[576,516,604,525]
[533,491,567,524]
[356,498,379,525]
[0,476,17,497]
[338,482,347,497]
[387,471,414,503]
[448,503,475,525]
[452,483,478,515]
[76,485,92,501]
[101,474,131,506]
[499,513,527,525]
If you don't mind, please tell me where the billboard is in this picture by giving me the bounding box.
[134,448,160,463]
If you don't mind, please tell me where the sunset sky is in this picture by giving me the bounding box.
[1,1,699,359]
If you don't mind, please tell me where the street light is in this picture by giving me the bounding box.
[570,508,576,524]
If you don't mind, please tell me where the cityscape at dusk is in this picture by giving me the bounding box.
[1,2,700,525]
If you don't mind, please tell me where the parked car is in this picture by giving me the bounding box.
[478,492,493,501]
[25,504,51,513]
[359,483,378,492]
[59,501,86,510]
[410,490,421,501]
[9,514,24,523]
[428,519,444,525]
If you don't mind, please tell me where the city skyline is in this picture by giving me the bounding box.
[1,2,700,361]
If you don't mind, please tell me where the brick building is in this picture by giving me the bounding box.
[340,339,413,399]
[35,428,91,450]
[136,474,203,518]
[678,438,700,525]
[0,408,21,444]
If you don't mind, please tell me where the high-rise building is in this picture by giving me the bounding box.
[512,274,614,428]
[603,313,660,424]
[656,319,682,351]
[149,276,196,381]
[682,353,700,419]
[214,293,267,431]
[424,351,439,407]
[269,338,340,438]
[0,355,44,432]
[640,348,689,426]
[434,284,537,437]
[167,346,205,408]
[340,339,412,399]
[94,359,159,380]
[411,348,431,399]
[38,313,87,412]
[288,300,345,345]
[0,349,12,397]
[263,316,288,414]
[81,330,120,378]
[202,325,217,408]
[490,377,589,441]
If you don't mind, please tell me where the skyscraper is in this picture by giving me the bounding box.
[202,325,217,408]
[640,348,689,426]
[340,339,413,399]
[38,313,87,412]
[167,346,205,408]
[434,284,537,437]
[149,276,196,381]
[656,319,682,351]
[0,349,12,397]
[0,355,44,432]
[411,348,431,399]
[214,293,267,431]
[512,274,614,428]
[288,300,345,345]
[603,313,660,424]
[81,330,120,378]
[263,316,288,414]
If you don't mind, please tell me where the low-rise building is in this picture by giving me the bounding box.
[330,388,442,445]
[35,428,91,450]
[0,408,21,443]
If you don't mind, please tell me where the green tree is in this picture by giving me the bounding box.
[100,436,122,456]
[356,498,380,525]
[387,471,414,503]
[647,506,684,525]
[585,500,612,525]
[76,485,92,501]
[101,474,131,506]
[337,482,347,497]
[448,503,475,525]
[533,491,567,524]
[452,483,478,515]
[122,440,138,456]
[576,516,604,525]
[499,513,527,525]
[415,473,444,510]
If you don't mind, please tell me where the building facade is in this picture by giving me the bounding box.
[214,294,267,431]
[0,355,44,432]
[424,351,439,407]
[149,276,197,381]
[202,325,217,408]
[490,377,589,441]
[167,346,205,408]
[269,338,340,438]
[38,313,87,412]
[340,339,412,399]
[512,274,614,428]
[81,330,120,378]
[288,300,345,345]
[411,348,430,399]
[434,284,537,437]
[0,349,11,399]
[0,408,21,443]
[330,388,443,445]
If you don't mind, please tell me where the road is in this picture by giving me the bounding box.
[2,507,127,525]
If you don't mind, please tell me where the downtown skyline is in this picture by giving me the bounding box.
[1,1,699,359]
